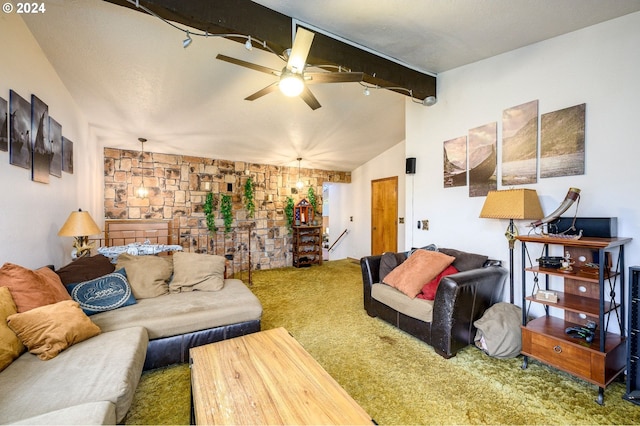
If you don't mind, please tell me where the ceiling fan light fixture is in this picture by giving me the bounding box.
[279,70,305,97]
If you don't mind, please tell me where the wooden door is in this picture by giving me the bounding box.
[371,177,398,255]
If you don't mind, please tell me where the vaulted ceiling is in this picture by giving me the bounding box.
[21,0,640,171]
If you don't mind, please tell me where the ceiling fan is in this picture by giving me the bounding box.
[216,27,364,110]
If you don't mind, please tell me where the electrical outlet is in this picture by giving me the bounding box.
[422,219,429,230]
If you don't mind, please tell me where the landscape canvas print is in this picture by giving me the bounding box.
[540,103,586,178]
[443,136,467,188]
[9,90,31,169]
[468,122,497,197]
[502,100,538,185]
[49,117,62,177]
[62,136,74,174]
[31,95,50,184]
[0,96,7,152]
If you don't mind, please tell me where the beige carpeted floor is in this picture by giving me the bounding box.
[124,259,640,425]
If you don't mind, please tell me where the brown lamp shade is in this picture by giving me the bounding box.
[479,189,544,220]
[58,209,102,237]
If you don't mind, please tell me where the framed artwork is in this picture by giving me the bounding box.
[0,96,7,152]
[62,136,74,174]
[443,136,467,188]
[468,122,497,197]
[31,95,50,184]
[49,117,62,177]
[540,103,586,178]
[502,100,538,185]
[9,90,31,169]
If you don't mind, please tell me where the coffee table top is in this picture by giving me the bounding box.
[190,327,372,425]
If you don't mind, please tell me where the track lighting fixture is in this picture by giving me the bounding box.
[245,35,253,51]
[423,96,438,106]
[363,87,370,96]
[183,31,193,48]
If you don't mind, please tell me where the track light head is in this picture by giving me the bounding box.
[422,96,437,106]
[363,87,370,96]
[183,31,193,49]
[245,36,253,51]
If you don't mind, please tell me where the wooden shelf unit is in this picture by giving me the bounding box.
[292,225,322,268]
[517,235,631,404]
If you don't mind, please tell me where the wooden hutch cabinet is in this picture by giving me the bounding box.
[517,235,631,404]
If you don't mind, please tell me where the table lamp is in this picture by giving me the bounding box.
[58,209,102,258]
[479,189,543,303]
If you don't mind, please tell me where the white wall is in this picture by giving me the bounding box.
[397,12,640,304]
[0,14,96,268]
[342,141,407,260]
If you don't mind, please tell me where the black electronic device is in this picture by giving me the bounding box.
[548,217,617,238]
[565,321,597,343]
[406,157,416,174]
[537,256,563,268]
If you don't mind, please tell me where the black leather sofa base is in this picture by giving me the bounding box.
[361,254,507,358]
[143,319,261,370]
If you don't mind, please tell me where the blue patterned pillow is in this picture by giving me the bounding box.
[66,268,136,315]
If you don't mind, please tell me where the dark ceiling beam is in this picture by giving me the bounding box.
[102,0,436,100]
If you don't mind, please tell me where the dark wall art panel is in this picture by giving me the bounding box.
[0,96,7,152]
[31,95,50,184]
[62,136,74,174]
[9,90,31,169]
[49,117,62,177]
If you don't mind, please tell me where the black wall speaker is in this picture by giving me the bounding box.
[406,157,416,174]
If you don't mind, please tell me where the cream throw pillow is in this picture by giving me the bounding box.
[169,252,225,293]
[0,287,25,371]
[116,254,172,299]
[383,249,455,299]
[7,300,101,360]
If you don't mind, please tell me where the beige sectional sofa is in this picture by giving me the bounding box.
[0,252,262,424]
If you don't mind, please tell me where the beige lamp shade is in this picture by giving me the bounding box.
[479,189,544,220]
[58,209,102,237]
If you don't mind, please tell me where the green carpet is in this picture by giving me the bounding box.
[125,259,640,424]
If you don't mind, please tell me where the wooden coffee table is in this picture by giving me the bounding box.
[190,327,372,425]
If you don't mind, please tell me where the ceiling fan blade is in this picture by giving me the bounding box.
[299,86,321,110]
[245,82,280,101]
[305,72,365,84]
[216,54,280,76]
[287,27,314,72]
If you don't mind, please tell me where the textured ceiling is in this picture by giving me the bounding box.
[21,0,640,171]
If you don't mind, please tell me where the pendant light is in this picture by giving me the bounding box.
[137,138,148,198]
[296,157,304,190]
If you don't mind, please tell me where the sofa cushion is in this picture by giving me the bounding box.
[7,300,101,360]
[116,253,172,299]
[379,252,407,282]
[0,263,71,312]
[92,279,262,339]
[438,248,488,272]
[383,249,456,298]
[66,268,137,315]
[55,254,115,285]
[0,287,25,371]
[169,252,225,292]
[372,283,434,323]
[0,326,147,424]
[417,265,459,300]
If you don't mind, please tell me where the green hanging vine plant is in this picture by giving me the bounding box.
[203,192,217,233]
[220,194,233,234]
[285,196,295,233]
[243,177,255,219]
[307,186,317,215]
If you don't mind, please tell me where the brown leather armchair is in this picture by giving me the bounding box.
[361,254,508,358]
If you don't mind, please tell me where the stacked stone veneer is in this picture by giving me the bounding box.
[103,148,350,270]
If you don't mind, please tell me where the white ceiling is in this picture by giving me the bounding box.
[21,0,640,171]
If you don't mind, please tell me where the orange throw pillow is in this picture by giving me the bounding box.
[383,249,455,299]
[0,287,25,371]
[0,263,71,312]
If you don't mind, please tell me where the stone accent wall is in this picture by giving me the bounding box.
[103,148,350,270]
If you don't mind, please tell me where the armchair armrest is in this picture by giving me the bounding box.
[430,265,508,358]
[360,255,382,312]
